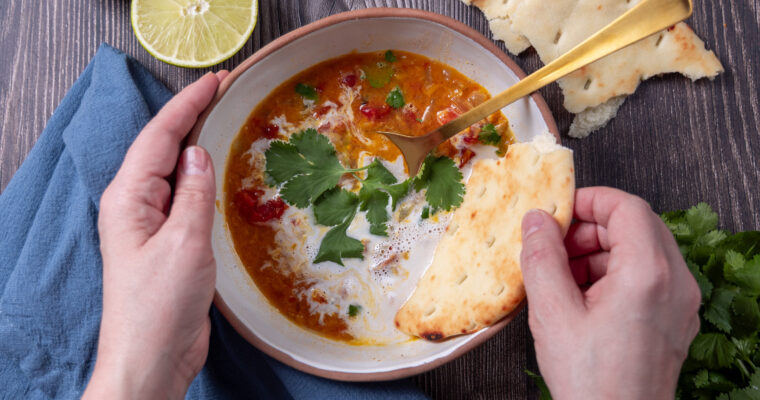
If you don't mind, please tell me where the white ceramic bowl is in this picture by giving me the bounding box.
[190,8,557,381]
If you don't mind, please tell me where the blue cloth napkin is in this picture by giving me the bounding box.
[0,44,428,400]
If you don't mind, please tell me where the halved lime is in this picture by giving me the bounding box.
[131,0,258,68]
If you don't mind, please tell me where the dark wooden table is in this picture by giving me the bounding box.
[1,0,758,398]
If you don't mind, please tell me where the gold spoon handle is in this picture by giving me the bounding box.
[437,0,693,140]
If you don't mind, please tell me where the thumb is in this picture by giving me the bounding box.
[520,210,584,318]
[168,146,216,236]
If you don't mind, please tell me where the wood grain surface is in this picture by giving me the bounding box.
[1,0,758,398]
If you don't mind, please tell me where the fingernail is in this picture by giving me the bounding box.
[181,147,208,176]
[522,209,544,238]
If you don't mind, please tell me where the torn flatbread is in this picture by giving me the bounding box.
[466,0,724,137]
[394,132,574,340]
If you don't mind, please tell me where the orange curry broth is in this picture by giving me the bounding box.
[224,50,514,342]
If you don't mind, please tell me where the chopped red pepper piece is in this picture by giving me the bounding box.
[436,106,460,125]
[235,189,288,223]
[458,148,476,168]
[262,124,280,139]
[341,74,357,87]
[359,103,391,120]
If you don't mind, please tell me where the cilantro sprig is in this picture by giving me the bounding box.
[348,304,362,317]
[478,123,502,146]
[526,203,760,399]
[386,87,405,109]
[414,155,465,213]
[295,83,318,101]
[265,129,465,265]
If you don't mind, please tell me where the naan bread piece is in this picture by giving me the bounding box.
[465,0,530,54]
[466,0,724,138]
[395,133,574,340]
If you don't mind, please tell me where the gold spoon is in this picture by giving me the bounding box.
[380,0,693,176]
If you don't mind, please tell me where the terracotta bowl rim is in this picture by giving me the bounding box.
[188,7,558,382]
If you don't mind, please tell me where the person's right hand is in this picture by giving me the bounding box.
[520,187,701,400]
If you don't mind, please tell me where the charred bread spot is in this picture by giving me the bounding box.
[422,332,444,341]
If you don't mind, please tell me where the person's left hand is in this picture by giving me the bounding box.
[83,71,227,400]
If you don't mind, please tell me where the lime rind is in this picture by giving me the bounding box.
[130,0,258,69]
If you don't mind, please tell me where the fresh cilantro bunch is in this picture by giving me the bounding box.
[265,128,464,265]
[662,203,760,400]
[527,203,760,399]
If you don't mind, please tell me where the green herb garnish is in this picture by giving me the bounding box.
[348,304,362,317]
[358,160,409,236]
[265,129,348,208]
[478,123,501,146]
[366,64,394,88]
[421,206,430,220]
[384,50,397,63]
[524,203,760,399]
[525,370,552,400]
[295,83,318,101]
[314,218,365,265]
[386,87,405,109]
[414,155,465,212]
[265,129,465,265]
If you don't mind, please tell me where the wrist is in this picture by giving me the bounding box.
[83,338,193,400]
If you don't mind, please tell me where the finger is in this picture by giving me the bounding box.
[573,187,642,228]
[569,252,610,285]
[165,146,216,238]
[564,221,609,257]
[216,70,230,81]
[121,73,219,181]
[521,210,586,318]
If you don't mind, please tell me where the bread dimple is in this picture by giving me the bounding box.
[394,134,575,340]
[464,0,724,138]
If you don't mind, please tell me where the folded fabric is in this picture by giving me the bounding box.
[0,43,427,400]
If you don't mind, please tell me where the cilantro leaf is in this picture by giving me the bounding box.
[295,83,318,101]
[690,333,738,369]
[289,128,343,170]
[688,203,720,237]
[313,219,364,265]
[266,129,348,208]
[478,123,502,145]
[367,63,394,88]
[688,260,714,301]
[722,232,760,258]
[414,155,465,212]
[313,189,358,226]
[279,174,336,208]
[525,370,552,400]
[421,206,430,220]
[691,230,729,263]
[725,251,760,295]
[385,180,410,210]
[348,304,362,317]
[356,160,411,235]
[384,50,397,63]
[360,160,397,193]
[361,191,391,236]
[693,369,710,388]
[750,370,760,388]
[731,294,760,338]
[724,388,760,400]
[693,369,736,392]
[705,287,738,333]
[264,141,311,184]
[732,337,758,360]
[386,87,405,109]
